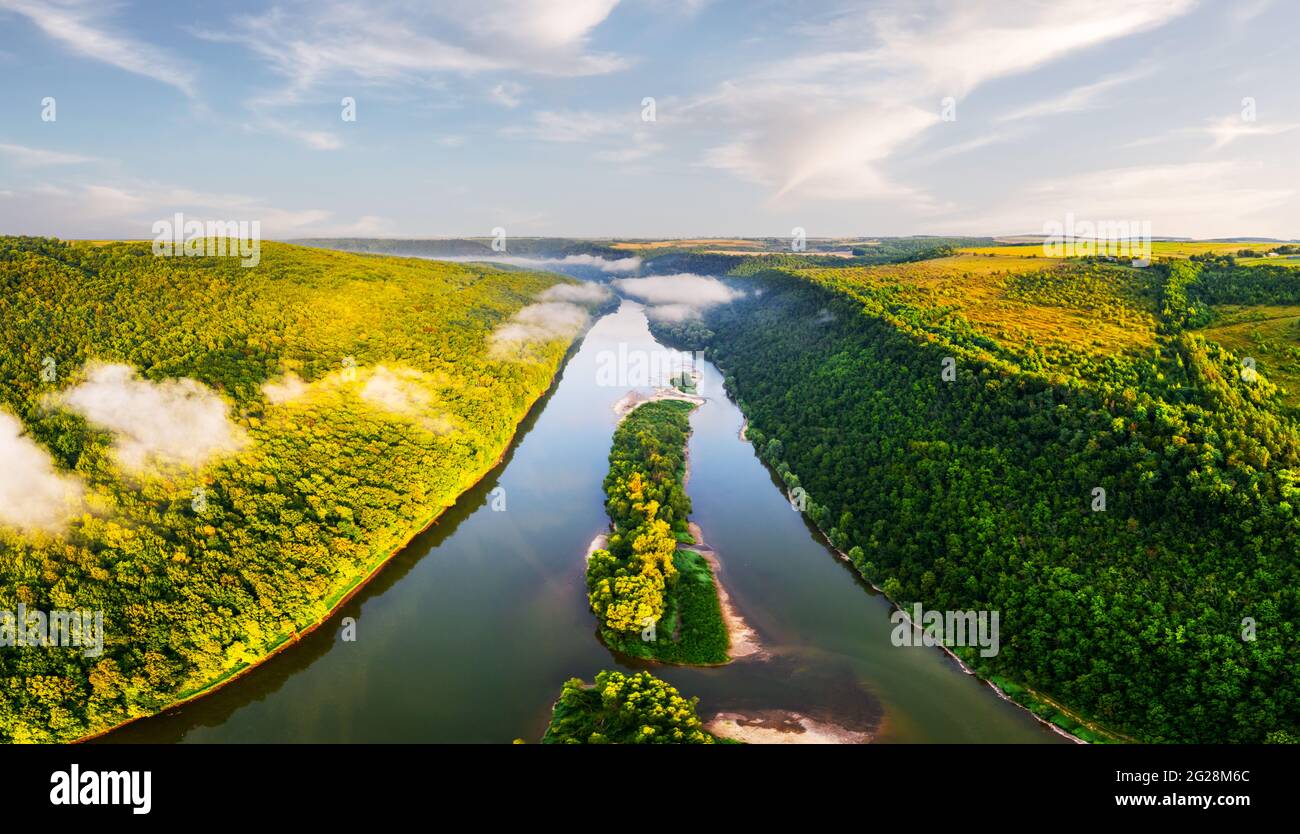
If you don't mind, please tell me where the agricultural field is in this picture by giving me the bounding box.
[793,254,1160,368]
[960,241,1300,261]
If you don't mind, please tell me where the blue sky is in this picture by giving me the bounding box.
[0,0,1296,239]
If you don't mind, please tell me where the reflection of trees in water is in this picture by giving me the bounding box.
[98,342,576,744]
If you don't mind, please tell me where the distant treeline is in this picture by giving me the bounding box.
[292,237,629,260]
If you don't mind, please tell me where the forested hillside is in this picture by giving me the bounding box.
[678,257,1299,743]
[0,237,580,742]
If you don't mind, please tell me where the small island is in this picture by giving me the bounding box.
[585,399,731,665]
[541,670,722,744]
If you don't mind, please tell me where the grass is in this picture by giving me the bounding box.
[958,241,1288,259]
[988,676,1126,743]
[1238,255,1300,269]
[798,255,1160,359]
[1196,305,1300,405]
[607,549,729,666]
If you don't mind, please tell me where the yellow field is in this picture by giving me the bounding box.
[1148,241,1282,257]
[609,238,768,250]
[1237,255,1300,269]
[959,240,1293,260]
[801,254,1159,356]
[958,243,1055,258]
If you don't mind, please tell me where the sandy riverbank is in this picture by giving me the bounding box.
[685,522,764,661]
[706,710,873,744]
[612,387,705,422]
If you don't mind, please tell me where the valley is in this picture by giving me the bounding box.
[3,236,1298,745]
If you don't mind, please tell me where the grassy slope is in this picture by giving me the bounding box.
[1195,305,1300,407]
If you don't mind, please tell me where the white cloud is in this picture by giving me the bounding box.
[0,142,98,167]
[0,180,387,239]
[359,365,437,415]
[211,0,624,112]
[685,0,1194,204]
[489,301,590,358]
[505,108,662,164]
[0,411,85,535]
[1203,115,1300,151]
[0,0,196,97]
[202,1,624,150]
[508,109,629,143]
[47,363,246,472]
[863,0,1192,98]
[539,281,615,303]
[261,120,344,151]
[490,81,525,108]
[260,365,454,432]
[997,64,1154,122]
[261,372,311,405]
[612,273,742,319]
[918,130,1024,163]
[951,161,1294,239]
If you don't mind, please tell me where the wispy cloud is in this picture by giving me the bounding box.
[997,64,1155,122]
[0,142,98,167]
[1203,114,1300,150]
[211,0,625,108]
[490,81,526,108]
[685,0,1195,204]
[505,108,661,162]
[945,160,1294,239]
[254,119,344,151]
[0,410,85,536]
[0,180,391,239]
[0,0,196,97]
[197,1,626,150]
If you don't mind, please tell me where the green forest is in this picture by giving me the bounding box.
[0,237,579,742]
[542,669,718,744]
[586,399,728,665]
[665,256,1300,743]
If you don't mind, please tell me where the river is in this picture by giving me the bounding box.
[103,300,1063,744]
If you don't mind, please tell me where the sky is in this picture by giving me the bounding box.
[0,0,1296,240]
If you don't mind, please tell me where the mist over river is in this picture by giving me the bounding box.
[104,301,1062,744]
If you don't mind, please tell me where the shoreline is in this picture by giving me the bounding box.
[75,335,581,744]
[724,365,1092,745]
[683,522,764,661]
[612,386,705,423]
[677,409,761,663]
[706,710,873,744]
[808,516,1089,744]
[588,395,752,668]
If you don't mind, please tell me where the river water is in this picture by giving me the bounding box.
[105,300,1062,743]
